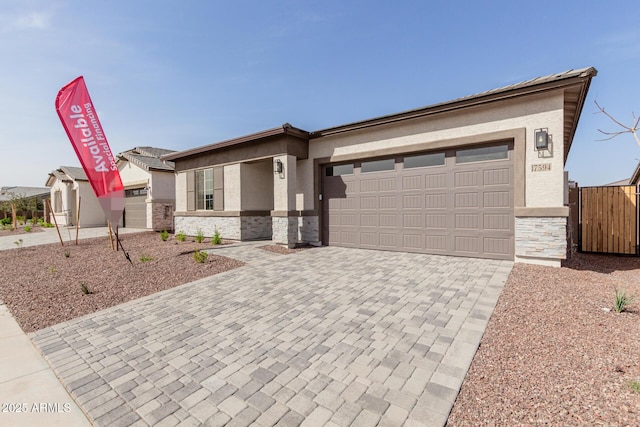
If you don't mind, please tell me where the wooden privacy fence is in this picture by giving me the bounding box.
[580,185,638,255]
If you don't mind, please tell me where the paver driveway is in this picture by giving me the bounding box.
[31,245,512,427]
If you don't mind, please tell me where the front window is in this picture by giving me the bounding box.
[196,168,214,210]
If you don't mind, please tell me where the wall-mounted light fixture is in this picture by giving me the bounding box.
[273,159,284,174]
[535,128,549,151]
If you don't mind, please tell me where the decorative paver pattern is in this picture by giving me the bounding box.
[31,246,512,426]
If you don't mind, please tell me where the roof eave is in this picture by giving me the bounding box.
[162,124,309,161]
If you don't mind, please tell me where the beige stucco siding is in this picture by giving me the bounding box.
[307,91,565,208]
[150,172,175,201]
[76,181,107,227]
[224,164,241,211]
[240,161,273,210]
[175,172,187,212]
[118,162,150,187]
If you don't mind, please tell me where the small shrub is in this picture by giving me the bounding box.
[80,283,92,295]
[614,288,635,314]
[14,239,23,248]
[30,218,38,225]
[212,227,222,245]
[1,224,6,231]
[24,225,31,232]
[176,231,186,242]
[64,250,70,258]
[140,255,153,263]
[195,229,204,243]
[49,266,55,274]
[160,229,169,241]
[193,249,208,263]
[43,222,54,228]
[0,217,11,225]
[630,380,640,394]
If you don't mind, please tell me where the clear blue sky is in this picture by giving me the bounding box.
[1,0,639,188]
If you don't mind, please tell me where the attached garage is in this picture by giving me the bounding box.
[322,142,514,260]
[123,188,147,228]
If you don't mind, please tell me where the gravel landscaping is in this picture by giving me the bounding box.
[0,231,244,333]
[1,229,638,424]
[448,253,640,426]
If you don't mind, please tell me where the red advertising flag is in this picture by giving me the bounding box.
[55,76,124,225]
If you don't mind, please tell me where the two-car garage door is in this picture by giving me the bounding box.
[321,143,514,260]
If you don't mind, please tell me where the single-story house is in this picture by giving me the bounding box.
[45,166,107,227]
[117,146,176,231]
[163,67,597,267]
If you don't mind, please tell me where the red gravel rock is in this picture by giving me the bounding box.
[448,252,640,426]
[0,231,244,333]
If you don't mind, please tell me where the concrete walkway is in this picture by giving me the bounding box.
[30,246,513,427]
[0,226,144,251]
[0,227,145,427]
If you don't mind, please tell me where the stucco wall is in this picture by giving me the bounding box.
[241,161,273,210]
[118,162,149,186]
[224,164,241,211]
[150,171,175,201]
[76,181,107,227]
[301,91,565,210]
[175,172,187,212]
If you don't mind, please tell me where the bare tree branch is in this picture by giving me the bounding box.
[594,99,640,149]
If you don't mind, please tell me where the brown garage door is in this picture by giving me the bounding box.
[322,143,514,260]
[124,188,147,229]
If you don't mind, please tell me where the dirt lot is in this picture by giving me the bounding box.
[448,253,640,426]
[0,231,245,332]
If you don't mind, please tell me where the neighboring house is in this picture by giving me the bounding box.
[0,186,50,218]
[164,67,597,267]
[45,166,107,227]
[117,146,176,231]
[629,162,640,185]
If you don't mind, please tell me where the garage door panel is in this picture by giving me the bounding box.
[360,232,378,246]
[379,177,396,191]
[379,214,397,227]
[403,175,423,190]
[124,193,146,228]
[484,213,510,230]
[360,196,378,209]
[403,194,422,209]
[455,192,479,208]
[425,174,446,189]
[455,236,480,253]
[379,233,397,248]
[484,191,511,208]
[403,213,423,228]
[484,168,511,185]
[425,193,446,209]
[360,214,378,227]
[455,171,479,187]
[455,213,480,230]
[425,213,447,229]
[425,234,448,251]
[484,237,512,255]
[360,179,378,193]
[379,196,396,209]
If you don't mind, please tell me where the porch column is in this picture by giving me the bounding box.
[272,154,298,248]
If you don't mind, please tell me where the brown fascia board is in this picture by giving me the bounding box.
[630,162,640,185]
[162,123,310,161]
[309,67,598,138]
[563,74,595,164]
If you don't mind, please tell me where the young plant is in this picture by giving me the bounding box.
[80,283,92,295]
[24,225,31,232]
[176,230,186,242]
[630,380,640,394]
[64,250,70,258]
[43,222,54,228]
[614,288,636,314]
[160,229,169,241]
[195,229,204,243]
[193,249,208,263]
[14,239,23,248]
[212,227,222,245]
[140,255,153,263]
[49,266,56,274]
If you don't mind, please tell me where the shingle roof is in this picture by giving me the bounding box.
[59,166,88,181]
[118,147,176,171]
